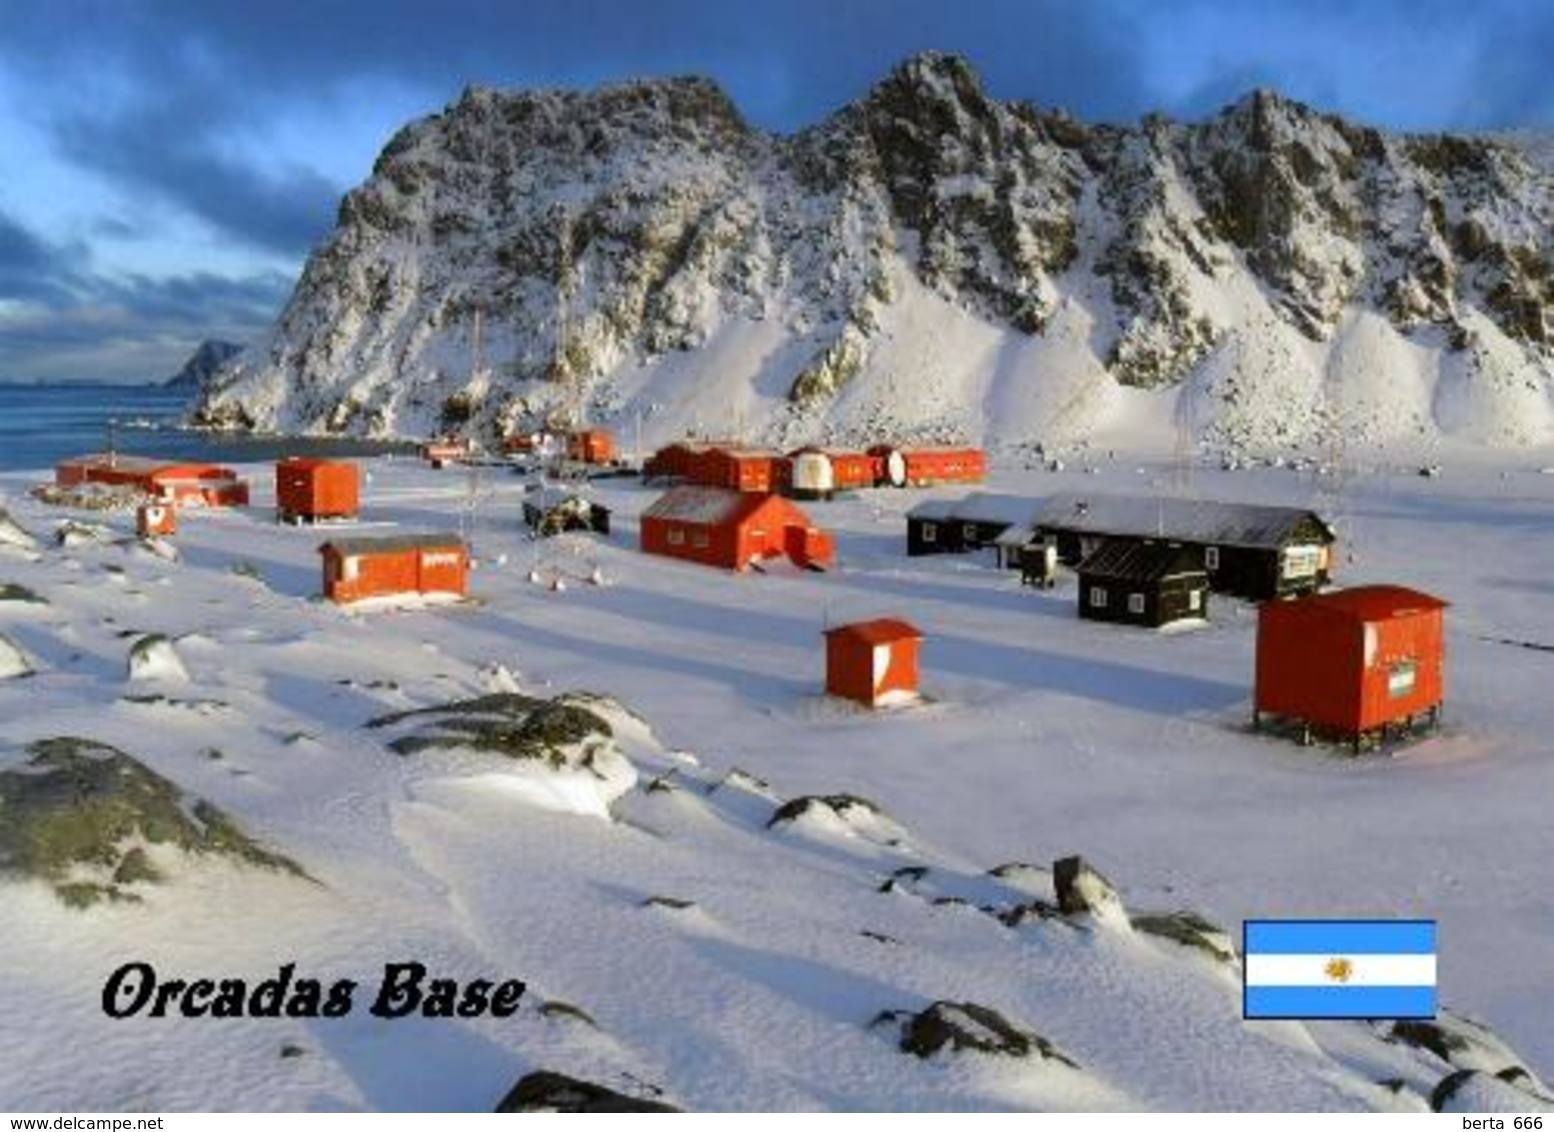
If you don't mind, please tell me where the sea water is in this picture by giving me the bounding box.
[0,384,410,472]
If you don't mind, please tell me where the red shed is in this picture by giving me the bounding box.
[1254,585,1447,749]
[567,429,616,465]
[136,502,176,538]
[276,458,360,523]
[318,533,468,605]
[639,487,834,571]
[824,618,922,707]
[55,453,249,507]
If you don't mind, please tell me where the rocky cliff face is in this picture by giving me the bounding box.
[163,339,244,391]
[193,53,1554,454]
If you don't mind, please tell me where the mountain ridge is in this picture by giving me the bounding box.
[192,52,1554,455]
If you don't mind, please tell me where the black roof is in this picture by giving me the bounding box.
[1078,539,1206,584]
[1032,492,1333,549]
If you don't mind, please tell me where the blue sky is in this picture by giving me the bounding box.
[1,0,1550,382]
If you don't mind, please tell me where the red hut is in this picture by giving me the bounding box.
[824,618,922,707]
[56,454,249,507]
[318,533,468,605]
[639,487,834,572]
[567,429,616,465]
[1254,585,1447,749]
[276,458,360,523]
[136,502,176,538]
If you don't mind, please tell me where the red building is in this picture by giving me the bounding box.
[1254,585,1447,749]
[695,447,785,493]
[869,445,987,487]
[420,438,472,468]
[639,487,834,571]
[824,618,922,707]
[787,447,874,499]
[567,429,616,465]
[136,502,176,538]
[275,458,360,523]
[318,533,468,605]
[56,454,249,507]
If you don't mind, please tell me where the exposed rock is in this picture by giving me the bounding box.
[538,1000,598,1027]
[0,509,39,551]
[1430,1069,1554,1113]
[894,1000,1078,1067]
[1131,909,1237,963]
[1390,1010,1544,1085]
[767,793,884,828]
[127,633,190,683]
[494,1070,679,1113]
[1053,854,1126,923]
[0,736,305,907]
[0,633,33,679]
[369,692,614,768]
[55,519,114,548]
[0,582,46,603]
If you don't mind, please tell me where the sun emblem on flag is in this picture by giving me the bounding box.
[1324,957,1354,983]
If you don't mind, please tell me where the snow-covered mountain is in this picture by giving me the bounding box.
[163,339,244,392]
[193,53,1554,455]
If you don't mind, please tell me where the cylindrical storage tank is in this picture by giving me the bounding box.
[882,450,906,487]
[790,452,834,499]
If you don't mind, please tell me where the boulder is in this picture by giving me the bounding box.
[1053,855,1126,923]
[0,736,305,907]
[895,1000,1078,1067]
[1430,1069,1554,1113]
[494,1071,678,1113]
[0,632,33,679]
[1131,910,1237,963]
[127,633,190,683]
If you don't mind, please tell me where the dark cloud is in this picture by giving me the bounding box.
[54,107,340,258]
[0,208,288,380]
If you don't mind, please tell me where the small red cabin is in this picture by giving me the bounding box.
[567,429,616,465]
[318,533,468,605]
[136,502,176,538]
[1255,585,1447,748]
[276,458,360,523]
[870,445,987,488]
[56,454,249,507]
[824,618,922,707]
[639,487,834,572]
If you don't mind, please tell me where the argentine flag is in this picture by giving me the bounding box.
[1243,920,1436,1020]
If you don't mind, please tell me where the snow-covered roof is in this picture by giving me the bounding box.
[1032,493,1333,549]
[907,492,1043,526]
[824,618,922,645]
[642,485,759,525]
[319,533,465,556]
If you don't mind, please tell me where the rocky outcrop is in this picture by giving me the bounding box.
[493,1070,679,1113]
[194,53,1554,454]
[163,339,243,392]
[0,737,305,907]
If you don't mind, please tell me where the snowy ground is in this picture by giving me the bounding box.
[3,447,1554,1111]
